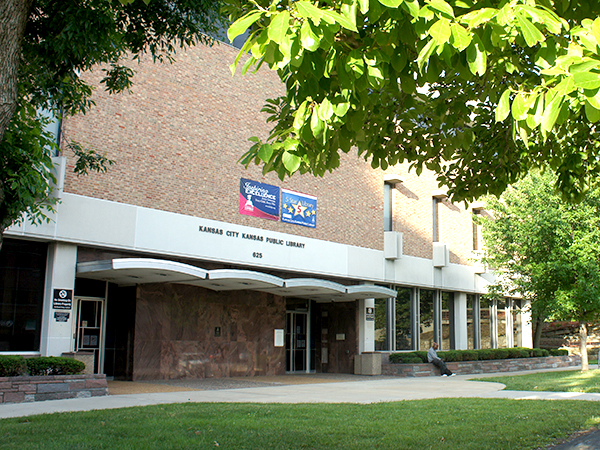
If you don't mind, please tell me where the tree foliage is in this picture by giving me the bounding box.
[479,169,600,369]
[226,0,600,203]
[0,0,223,245]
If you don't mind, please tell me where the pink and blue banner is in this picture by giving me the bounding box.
[281,189,317,228]
[239,178,280,221]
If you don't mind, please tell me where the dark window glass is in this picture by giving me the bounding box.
[0,239,47,351]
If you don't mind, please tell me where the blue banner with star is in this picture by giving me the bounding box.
[281,189,317,228]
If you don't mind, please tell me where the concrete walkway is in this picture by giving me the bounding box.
[2,368,600,420]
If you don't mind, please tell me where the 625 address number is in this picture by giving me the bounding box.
[252,252,263,259]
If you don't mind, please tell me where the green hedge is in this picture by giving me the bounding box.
[0,356,85,377]
[0,355,27,377]
[388,347,563,364]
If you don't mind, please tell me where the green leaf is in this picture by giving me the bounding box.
[359,0,370,14]
[417,39,437,73]
[300,21,321,51]
[378,0,403,7]
[460,8,496,29]
[426,0,455,19]
[268,11,290,45]
[516,12,545,47]
[541,93,564,132]
[391,48,408,72]
[310,108,325,137]
[573,72,600,90]
[585,101,600,123]
[466,38,486,76]
[401,0,420,18]
[429,18,452,44]
[228,11,263,43]
[318,98,335,121]
[593,17,600,47]
[296,1,323,24]
[450,23,472,51]
[258,143,274,162]
[282,151,301,173]
[496,89,511,122]
[293,101,309,130]
[511,93,529,121]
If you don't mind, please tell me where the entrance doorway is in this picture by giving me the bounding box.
[73,297,106,373]
[286,311,309,373]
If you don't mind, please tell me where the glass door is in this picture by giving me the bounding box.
[286,311,308,372]
[74,297,105,373]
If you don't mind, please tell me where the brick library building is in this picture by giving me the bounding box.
[0,40,532,380]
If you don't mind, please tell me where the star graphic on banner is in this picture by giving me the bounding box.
[287,206,294,214]
[294,202,306,217]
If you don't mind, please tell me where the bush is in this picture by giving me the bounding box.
[549,349,569,356]
[531,348,550,357]
[26,357,85,376]
[389,352,427,364]
[388,347,569,364]
[476,349,495,360]
[0,355,27,376]
[460,350,479,361]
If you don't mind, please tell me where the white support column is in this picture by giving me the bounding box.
[40,243,78,356]
[454,292,468,350]
[358,298,376,354]
[520,299,533,348]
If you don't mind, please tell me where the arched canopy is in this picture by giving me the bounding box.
[77,258,397,301]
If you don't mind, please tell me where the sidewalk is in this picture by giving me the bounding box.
[1,368,599,420]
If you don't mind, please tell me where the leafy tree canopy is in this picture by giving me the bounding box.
[479,168,600,367]
[226,0,600,203]
[0,0,223,242]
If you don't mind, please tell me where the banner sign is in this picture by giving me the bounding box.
[239,178,280,221]
[281,189,317,228]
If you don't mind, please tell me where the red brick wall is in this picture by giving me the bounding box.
[61,41,476,263]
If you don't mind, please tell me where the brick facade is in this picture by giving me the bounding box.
[60,42,478,265]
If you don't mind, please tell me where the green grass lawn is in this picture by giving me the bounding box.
[1,399,600,449]
[474,368,600,393]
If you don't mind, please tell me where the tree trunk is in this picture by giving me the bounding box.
[0,0,33,143]
[580,322,589,371]
[532,314,545,348]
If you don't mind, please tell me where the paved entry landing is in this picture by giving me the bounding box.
[107,373,391,395]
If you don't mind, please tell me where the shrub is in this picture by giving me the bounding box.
[476,349,495,360]
[389,352,427,364]
[414,351,429,363]
[494,349,510,360]
[439,350,462,362]
[0,355,27,377]
[549,349,569,356]
[26,357,85,376]
[508,347,531,359]
[531,348,550,357]
[461,350,478,361]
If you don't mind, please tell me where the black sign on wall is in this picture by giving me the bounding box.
[52,289,73,310]
[366,307,375,321]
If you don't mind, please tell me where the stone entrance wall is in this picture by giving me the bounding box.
[0,374,108,404]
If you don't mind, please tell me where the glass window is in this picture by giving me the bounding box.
[384,183,393,232]
[441,292,454,350]
[467,294,475,349]
[374,298,389,351]
[480,296,492,349]
[497,299,507,348]
[0,239,47,352]
[419,289,435,350]
[512,299,522,347]
[432,198,440,242]
[395,288,413,350]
